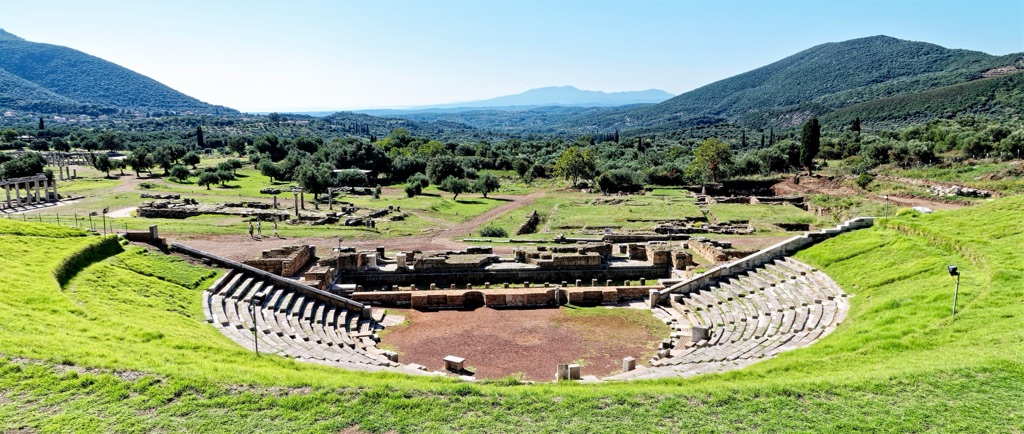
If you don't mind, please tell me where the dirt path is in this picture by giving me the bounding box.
[433,191,546,241]
[172,191,547,260]
[106,206,137,218]
[772,175,965,211]
[884,195,964,211]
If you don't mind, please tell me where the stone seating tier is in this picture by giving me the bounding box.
[202,264,441,375]
[612,257,848,381]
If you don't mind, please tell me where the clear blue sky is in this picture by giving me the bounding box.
[1,0,1021,112]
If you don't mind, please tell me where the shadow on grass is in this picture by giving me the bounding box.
[216,184,242,189]
[54,236,124,288]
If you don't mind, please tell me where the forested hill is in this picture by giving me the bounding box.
[571,35,1023,132]
[0,29,236,116]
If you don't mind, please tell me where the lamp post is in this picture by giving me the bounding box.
[948,265,960,316]
[883,195,889,220]
[251,292,264,355]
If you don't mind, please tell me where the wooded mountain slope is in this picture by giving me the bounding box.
[0,29,235,115]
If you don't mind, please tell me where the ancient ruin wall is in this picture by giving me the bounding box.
[243,245,313,277]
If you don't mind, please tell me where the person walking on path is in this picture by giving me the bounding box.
[248,221,254,239]
[257,220,262,237]
[273,220,279,238]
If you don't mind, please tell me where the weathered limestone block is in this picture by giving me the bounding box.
[672,250,693,270]
[444,355,465,372]
[646,246,673,266]
[555,364,569,381]
[568,364,581,380]
[627,244,647,261]
[525,291,550,306]
[484,293,507,306]
[622,357,636,372]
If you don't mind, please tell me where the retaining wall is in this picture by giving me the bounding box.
[654,217,874,306]
[352,285,656,309]
[339,264,670,290]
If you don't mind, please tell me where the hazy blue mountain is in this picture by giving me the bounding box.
[357,86,673,115]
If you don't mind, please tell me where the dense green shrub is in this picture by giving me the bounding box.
[479,225,508,238]
[855,173,874,189]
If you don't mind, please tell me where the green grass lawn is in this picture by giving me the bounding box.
[44,167,522,238]
[3,182,1024,431]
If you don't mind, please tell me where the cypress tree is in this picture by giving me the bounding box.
[38,117,44,130]
[196,126,205,148]
[800,118,821,174]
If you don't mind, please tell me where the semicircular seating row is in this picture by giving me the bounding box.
[607,257,848,381]
[202,269,439,376]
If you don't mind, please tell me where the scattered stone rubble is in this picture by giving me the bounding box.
[929,185,990,198]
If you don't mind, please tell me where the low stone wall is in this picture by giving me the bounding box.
[751,196,804,206]
[340,264,670,289]
[414,254,497,270]
[136,207,199,219]
[603,233,687,243]
[654,217,874,306]
[353,285,657,309]
[533,252,603,268]
[688,239,731,264]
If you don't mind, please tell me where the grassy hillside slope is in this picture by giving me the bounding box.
[1,197,1023,432]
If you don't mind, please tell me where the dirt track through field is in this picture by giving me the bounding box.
[174,191,547,260]
[772,175,964,211]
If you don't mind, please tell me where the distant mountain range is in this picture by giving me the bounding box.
[1,29,1021,135]
[0,29,235,115]
[355,86,673,115]
[342,36,1024,135]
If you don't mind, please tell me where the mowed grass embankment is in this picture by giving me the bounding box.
[2,197,1024,432]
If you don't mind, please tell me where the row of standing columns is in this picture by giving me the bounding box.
[2,174,58,210]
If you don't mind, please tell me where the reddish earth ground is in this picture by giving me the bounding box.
[379,307,664,381]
